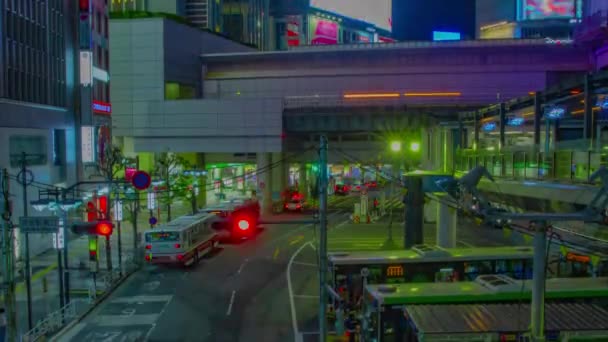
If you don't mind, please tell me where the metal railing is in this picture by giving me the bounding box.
[20,299,89,342]
[455,149,608,184]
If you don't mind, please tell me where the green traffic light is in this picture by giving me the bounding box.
[390,141,402,152]
[410,142,420,152]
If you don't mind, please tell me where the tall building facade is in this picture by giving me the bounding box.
[476,0,584,40]
[79,0,112,172]
[111,0,269,49]
[0,0,81,255]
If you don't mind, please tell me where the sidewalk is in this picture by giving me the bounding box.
[3,202,193,335]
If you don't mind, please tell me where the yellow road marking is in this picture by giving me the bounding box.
[273,247,280,260]
[289,235,305,245]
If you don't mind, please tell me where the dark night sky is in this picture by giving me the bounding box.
[392,0,476,41]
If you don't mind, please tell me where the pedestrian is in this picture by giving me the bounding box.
[372,198,379,217]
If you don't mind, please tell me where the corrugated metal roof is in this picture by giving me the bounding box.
[407,303,608,334]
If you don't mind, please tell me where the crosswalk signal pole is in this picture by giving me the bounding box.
[319,135,328,342]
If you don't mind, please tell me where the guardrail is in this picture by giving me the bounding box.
[455,149,608,183]
[20,299,89,342]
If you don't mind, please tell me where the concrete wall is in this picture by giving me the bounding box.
[129,98,282,153]
[163,18,254,96]
[110,19,166,137]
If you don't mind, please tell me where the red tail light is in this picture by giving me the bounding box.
[285,204,289,208]
[145,244,151,250]
[296,204,302,209]
[145,254,151,261]
[237,219,250,231]
[177,254,184,260]
[174,243,181,248]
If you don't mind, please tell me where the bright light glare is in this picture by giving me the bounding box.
[390,141,402,152]
[237,219,250,231]
[410,142,420,152]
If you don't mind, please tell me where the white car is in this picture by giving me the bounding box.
[284,200,304,212]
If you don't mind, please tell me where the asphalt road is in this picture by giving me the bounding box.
[57,204,355,342]
[56,191,514,342]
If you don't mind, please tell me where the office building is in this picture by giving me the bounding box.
[0,0,84,255]
[111,0,269,49]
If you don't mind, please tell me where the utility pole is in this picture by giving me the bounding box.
[2,169,17,341]
[318,135,328,342]
[52,192,65,310]
[531,221,548,341]
[114,188,123,276]
[20,152,33,330]
[61,191,71,306]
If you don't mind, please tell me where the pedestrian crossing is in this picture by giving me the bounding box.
[59,294,173,341]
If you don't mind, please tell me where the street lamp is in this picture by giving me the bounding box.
[390,141,402,152]
[410,142,420,152]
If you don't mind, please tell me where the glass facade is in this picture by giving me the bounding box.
[3,0,67,107]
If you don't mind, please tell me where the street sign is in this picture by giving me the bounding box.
[147,192,156,210]
[360,267,370,277]
[114,200,123,221]
[19,216,59,233]
[149,217,157,226]
[132,171,151,190]
[52,219,65,249]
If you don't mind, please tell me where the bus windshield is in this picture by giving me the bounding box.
[146,232,180,242]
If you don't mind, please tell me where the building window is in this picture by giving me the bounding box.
[9,135,47,167]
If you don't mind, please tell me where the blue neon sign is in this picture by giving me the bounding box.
[545,106,565,120]
[507,117,524,126]
[433,31,461,41]
[482,122,497,132]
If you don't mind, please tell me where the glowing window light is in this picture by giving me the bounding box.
[404,92,461,97]
[343,93,401,99]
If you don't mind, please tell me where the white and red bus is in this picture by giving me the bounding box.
[143,213,219,266]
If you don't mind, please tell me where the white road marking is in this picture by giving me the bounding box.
[111,295,173,303]
[287,241,314,341]
[96,314,160,326]
[294,295,319,299]
[226,290,237,316]
[292,261,317,267]
[237,259,249,274]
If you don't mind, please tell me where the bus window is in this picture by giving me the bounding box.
[145,232,180,242]
[463,261,492,280]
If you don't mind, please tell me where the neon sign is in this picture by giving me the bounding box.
[92,100,112,115]
[507,117,524,126]
[482,122,497,132]
[545,106,565,120]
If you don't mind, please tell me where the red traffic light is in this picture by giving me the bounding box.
[96,222,113,236]
[79,0,90,12]
[237,219,250,231]
[72,221,114,236]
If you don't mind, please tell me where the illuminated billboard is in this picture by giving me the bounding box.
[310,0,392,31]
[310,16,339,45]
[520,0,577,20]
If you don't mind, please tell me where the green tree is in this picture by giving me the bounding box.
[154,152,190,221]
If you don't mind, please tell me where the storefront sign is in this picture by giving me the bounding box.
[81,126,95,163]
[92,100,112,115]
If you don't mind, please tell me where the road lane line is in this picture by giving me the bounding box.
[294,295,319,299]
[111,295,173,303]
[287,241,314,341]
[289,235,305,245]
[292,261,317,267]
[273,247,280,260]
[226,290,237,316]
[237,259,248,274]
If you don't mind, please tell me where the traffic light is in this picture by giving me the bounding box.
[72,221,114,236]
[88,236,98,261]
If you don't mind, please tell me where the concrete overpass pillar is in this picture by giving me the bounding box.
[436,195,457,248]
[257,153,273,216]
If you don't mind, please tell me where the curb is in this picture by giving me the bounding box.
[48,266,140,341]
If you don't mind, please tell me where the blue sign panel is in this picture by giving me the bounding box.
[482,122,497,132]
[433,31,461,41]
